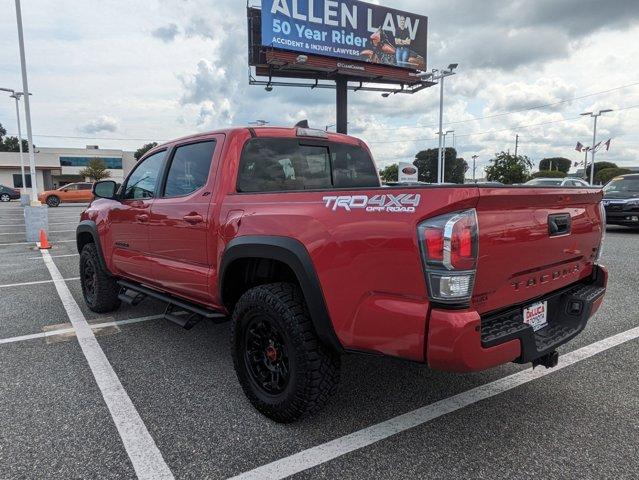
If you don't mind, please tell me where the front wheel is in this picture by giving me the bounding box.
[46,195,60,207]
[231,282,340,423]
[80,243,121,313]
[0,193,10,202]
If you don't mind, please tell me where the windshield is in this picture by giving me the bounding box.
[604,177,639,193]
[525,178,562,186]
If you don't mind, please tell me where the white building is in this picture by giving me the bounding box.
[0,145,136,195]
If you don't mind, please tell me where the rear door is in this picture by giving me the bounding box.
[78,182,94,202]
[148,136,221,303]
[472,187,604,314]
[108,150,167,282]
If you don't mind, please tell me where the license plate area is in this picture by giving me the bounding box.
[523,300,548,332]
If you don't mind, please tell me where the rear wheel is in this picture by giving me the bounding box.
[46,195,60,207]
[231,282,340,423]
[80,243,120,313]
[0,193,10,202]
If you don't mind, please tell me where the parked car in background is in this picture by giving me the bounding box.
[0,185,20,202]
[38,182,94,207]
[602,174,639,227]
[524,178,591,187]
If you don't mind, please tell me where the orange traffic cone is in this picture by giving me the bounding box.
[39,229,52,250]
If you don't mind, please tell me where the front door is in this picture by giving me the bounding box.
[108,150,167,283]
[148,137,221,304]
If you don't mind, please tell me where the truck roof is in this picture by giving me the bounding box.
[152,126,362,153]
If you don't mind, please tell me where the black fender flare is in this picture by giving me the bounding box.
[220,236,343,353]
[76,220,111,274]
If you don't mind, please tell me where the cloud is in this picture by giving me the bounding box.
[151,23,179,43]
[80,116,119,134]
[483,78,577,112]
[179,59,227,105]
[184,17,215,40]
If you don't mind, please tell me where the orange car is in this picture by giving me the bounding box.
[38,182,94,207]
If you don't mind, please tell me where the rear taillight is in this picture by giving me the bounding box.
[418,209,479,305]
[595,201,606,264]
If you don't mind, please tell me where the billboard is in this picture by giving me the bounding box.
[260,0,427,71]
[398,162,418,183]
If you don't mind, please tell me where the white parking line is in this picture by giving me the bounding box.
[0,239,76,246]
[0,222,77,227]
[0,230,75,235]
[230,325,639,480]
[27,253,79,260]
[40,249,174,479]
[0,314,164,345]
[0,277,80,288]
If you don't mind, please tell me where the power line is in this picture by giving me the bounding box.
[366,104,639,146]
[357,81,639,133]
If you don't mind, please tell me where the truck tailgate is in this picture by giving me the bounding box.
[472,187,604,314]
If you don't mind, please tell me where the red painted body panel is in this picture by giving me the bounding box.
[80,126,607,370]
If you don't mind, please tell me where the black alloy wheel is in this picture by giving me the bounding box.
[243,314,291,395]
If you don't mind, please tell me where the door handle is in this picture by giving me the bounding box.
[183,214,203,224]
[136,214,149,223]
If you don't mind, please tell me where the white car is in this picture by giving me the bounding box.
[525,178,591,187]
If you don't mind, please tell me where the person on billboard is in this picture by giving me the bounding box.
[394,16,411,66]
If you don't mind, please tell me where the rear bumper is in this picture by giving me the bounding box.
[426,265,608,372]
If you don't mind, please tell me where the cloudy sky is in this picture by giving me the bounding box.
[1,0,639,177]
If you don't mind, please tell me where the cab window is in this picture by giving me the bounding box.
[163,141,216,197]
[123,151,166,199]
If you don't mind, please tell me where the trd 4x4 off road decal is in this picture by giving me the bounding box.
[323,194,421,213]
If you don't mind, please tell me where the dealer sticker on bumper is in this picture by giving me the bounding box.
[523,300,548,332]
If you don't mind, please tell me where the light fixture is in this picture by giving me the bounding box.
[448,63,458,71]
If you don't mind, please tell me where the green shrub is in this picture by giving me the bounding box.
[531,170,567,179]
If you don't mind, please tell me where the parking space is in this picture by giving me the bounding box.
[1,200,638,479]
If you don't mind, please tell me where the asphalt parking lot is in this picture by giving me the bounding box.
[1,200,638,480]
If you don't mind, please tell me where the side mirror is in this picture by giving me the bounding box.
[93,180,118,200]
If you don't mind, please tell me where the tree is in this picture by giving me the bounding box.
[485,151,533,184]
[412,147,467,184]
[79,158,111,181]
[0,122,29,152]
[531,170,567,179]
[585,161,617,179]
[595,167,631,185]
[539,157,571,173]
[379,164,398,183]
[135,142,158,160]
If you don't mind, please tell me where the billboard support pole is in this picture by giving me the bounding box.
[336,76,348,135]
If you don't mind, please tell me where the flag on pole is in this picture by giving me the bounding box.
[593,141,602,151]
[604,138,612,151]
[575,141,583,152]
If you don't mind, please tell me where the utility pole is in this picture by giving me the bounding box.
[14,0,39,205]
[472,155,478,183]
[581,109,612,185]
[582,147,590,180]
[420,64,458,183]
[514,134,519,157]
[14,0,48,243]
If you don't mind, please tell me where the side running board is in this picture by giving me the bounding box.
[117,280,227,330]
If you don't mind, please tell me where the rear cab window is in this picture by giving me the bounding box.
[237,138,379,192]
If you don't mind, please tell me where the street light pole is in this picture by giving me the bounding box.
[12,93,27,198]
[0,88,28,200]
[14,0,39,205]
[581,109,612,185]
[472,155,478,183]
[442,130,454,183]
[420,64,458,184]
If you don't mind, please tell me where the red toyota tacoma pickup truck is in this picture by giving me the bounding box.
[77,125,607,422]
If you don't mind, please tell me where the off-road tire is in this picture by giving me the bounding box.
[0,194,10,202]
[80,243,120,313]
[231,282,340,423]
[46,195,60,207]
